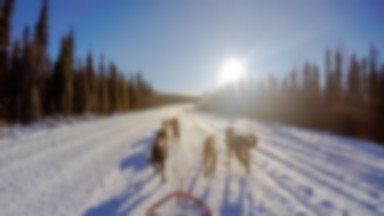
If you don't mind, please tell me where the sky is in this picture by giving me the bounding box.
[11,0,384,95]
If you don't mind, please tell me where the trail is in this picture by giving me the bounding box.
[0,105,383,216]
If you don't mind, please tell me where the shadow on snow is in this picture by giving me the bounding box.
[83,135,162,216]
[120,135,155,172]
[220,171,247,216]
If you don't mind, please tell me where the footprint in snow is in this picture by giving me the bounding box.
[299,186,313,197]
[296,211,306,216]
[321,200,333,208]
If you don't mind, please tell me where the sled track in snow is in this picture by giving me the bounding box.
[0,105,383,216]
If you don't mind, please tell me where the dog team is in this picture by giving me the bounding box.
[149,117,258,182]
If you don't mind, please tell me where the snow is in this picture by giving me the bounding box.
[0,104,383,216]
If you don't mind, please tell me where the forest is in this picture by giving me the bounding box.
[200,45,384,144]
[0,0,155,125]
[2,0,383,145]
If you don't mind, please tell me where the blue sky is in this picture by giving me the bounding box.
[11,0,384,94]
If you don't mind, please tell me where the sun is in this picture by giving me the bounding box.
[219,58,245,85]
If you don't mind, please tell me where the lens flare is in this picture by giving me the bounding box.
[219,58,245,85]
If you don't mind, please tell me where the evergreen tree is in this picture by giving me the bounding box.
[97,57,109,114]
[116,75,124,111]
[128,76,136,109]
[347,54,360,104]
[0,0,15,117]
[0,0,14,52]
[28,85,42,122]
[6,41,22,121]
[0,0,156,123]
[74,60,90,114]
[52,31,74,115]
[8,41,23,121]
[301,62,312,96]
[368,44,379,106]
[122,79,130,110]
[35,0,48,49]
[118,76,129,111]
[33,0,49,92]
[108,63,119,112]
[20,26,35,123]
[134,73,143,108]
[359,57,368,106]
[379,64,384,141]
[324,49,334,103]
[334,49,343,99]
[85,52,97,112]
[310,65,320,101]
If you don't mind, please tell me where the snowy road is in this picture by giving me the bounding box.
[0,104,383,216]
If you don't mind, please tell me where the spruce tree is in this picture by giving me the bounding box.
[302,62,312,96]
[134,72,145,108]
[368,44,379,106]
[118,76,129,111]
[128,77,136,109]
[85,52,97,112]
[122,79,130,111]
[0,0,156,123]
[28,85,42,122]
[9,41,22,121]
[73,60,81,113]
[0,0,14,52]
[35,0,48,49]
[347,54,360,104]
[324,49,334,103]
[379,64,384,141]
[98,57,109,114]
[74,61,90,114]
[288,69,298,97]
[0,0,15,118]
[20,27,36,123]
[108,63,119,112]
[334,49,343,100]
[310,65,320,101]
[33,0,49,92]
[52,32,74,115]
[359,58,368,106]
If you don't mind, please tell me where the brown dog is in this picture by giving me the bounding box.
[202,134,217,177]
[161,120,171,140]
[162,118,180,144]
[225,127,258,174]
[149,130,168,182]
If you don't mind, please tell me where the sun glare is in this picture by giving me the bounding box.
[220,58,245,85]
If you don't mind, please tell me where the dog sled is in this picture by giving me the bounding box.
[146,190,212,216]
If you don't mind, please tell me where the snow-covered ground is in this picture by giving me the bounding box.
[0,104,383,216]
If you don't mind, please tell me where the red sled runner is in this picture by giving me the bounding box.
[146,190,212,216]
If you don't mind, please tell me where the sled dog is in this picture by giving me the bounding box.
[225,126,258,174]
[202,134,217,177]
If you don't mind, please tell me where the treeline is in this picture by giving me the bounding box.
[151,93,197,107]
[199,45,384,144]
[0,0,153,124]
